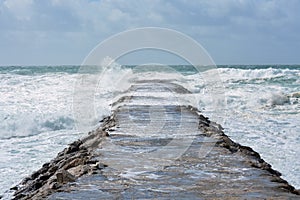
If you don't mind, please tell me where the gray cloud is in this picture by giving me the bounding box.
[0,0,299,65]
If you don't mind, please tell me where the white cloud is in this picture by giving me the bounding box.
[3,0,33,21]
[0,0,299,64]
[1,0,299,32]
[108,9,127,22]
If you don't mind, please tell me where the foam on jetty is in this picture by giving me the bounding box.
[10,81,300,199]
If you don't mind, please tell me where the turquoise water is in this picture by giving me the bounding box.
[0,65,299,196]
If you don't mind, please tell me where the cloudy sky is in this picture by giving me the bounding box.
[0,0,299,65]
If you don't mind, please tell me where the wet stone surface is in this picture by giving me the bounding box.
[10,80,300,199]
[48,130,299,199]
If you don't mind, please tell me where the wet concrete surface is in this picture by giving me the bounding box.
[11,80,300,199]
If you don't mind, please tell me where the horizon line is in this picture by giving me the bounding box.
[0,63,300,67]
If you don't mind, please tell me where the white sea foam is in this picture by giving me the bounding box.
[215,67,300,83]
[0,66,299,196]
[206,67,300,189]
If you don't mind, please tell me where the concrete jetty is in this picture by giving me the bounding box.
[11,79,299,199]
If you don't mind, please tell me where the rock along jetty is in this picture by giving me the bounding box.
[10,79,299,200]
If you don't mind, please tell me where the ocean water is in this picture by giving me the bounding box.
[0,65,299,196]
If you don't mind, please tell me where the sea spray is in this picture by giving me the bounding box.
[0,65,299,195]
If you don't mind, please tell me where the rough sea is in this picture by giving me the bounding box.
[0,65,299,196]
